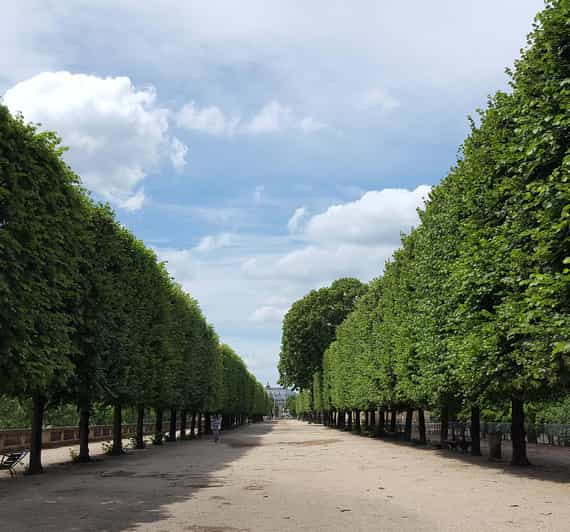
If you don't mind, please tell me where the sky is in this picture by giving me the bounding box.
[2,0,544,386]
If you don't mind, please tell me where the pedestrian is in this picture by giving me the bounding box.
[211,414,222,443]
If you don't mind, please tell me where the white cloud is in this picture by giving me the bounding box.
[195,233,234,253]
[155,248,196,283]
[170,137,188,169]
[0,2,57,91]
[299,116,327,133]
[3,71,170,209]
[305,186,431,245]
[0,1,543,134]
[249,305,286,323]
[245,101,326,134]
[243,186,431,282]
[120,189,146,212]
[287,207,308,234]
[246,101,292,133]
[175,100,325,137]
[176,101,240,135]
[155,185,430,384]
[358,88,400,111]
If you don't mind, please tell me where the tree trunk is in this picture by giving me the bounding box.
[471,405,482,456]
[205,413,212,435]
[190,412,197,438]
[136,405,145,449]
[27,394,46,475]
[355,410,361,432]
[440,404,449,445]
[364,410,369,430]
[511,397,530,466]
[347,410,353,431]
[404,408,413,441]
[378,409,386,435]
[390,409,397,432]
[370,409,376,428]
[78,404,91,462]
[197,413,203,438]
[111,402,123,456]
[110,402,123,455]
[180,409,187,439]
[154,408,164,445]
[167,408,177,442]
[418,408,427,444]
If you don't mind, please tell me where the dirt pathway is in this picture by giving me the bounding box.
[1,420,569,531]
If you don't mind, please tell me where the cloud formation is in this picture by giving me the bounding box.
[287,207,308,234]
[245,101,326,134]
[3,71,169,209]
[195,233,234,253]
[305,186,431,245]
[249,305,286,324]
[156,185,430,382]
[170,137,188,169]
[176,100,325,136]
[176,102,239,136]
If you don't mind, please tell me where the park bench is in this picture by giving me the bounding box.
[0,450,28,478]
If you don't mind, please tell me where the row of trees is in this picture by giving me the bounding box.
[0,105,271,474]
[279,0,569,466]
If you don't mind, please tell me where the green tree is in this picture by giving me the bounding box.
[279,278,366,392]
[0,106,86,473]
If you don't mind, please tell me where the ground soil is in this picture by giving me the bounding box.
[1,420,569,531]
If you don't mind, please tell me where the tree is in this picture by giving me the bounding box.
[0,106,86,473]
[279,278,366,391]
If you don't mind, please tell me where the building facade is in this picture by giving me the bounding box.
[265,385,296,417]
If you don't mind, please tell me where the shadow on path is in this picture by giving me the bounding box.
[0,422,273,531]
[323,425,570,484]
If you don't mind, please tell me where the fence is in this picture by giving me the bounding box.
[394,420,570,447]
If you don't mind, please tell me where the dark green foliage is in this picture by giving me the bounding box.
[0,106,84,400]
[0,104,271,466]
[285,0,570,464]
[279,278,366,390]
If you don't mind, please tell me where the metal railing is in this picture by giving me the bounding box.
[396,421,570,446]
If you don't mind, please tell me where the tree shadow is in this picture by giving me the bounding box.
[0,422,274,531]
[324,425,570,484]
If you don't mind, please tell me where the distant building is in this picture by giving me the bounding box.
[265,384,296,417]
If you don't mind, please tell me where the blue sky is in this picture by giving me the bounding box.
[2,0,544,385]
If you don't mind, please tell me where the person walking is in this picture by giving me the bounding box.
[211,414,222,443]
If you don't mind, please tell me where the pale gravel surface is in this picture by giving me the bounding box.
[1,420,569,531]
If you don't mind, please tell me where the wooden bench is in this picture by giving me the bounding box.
[0,450,28,478]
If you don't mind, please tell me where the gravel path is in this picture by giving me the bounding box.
[1,420,569,531]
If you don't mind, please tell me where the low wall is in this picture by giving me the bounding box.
[0,422,159,452]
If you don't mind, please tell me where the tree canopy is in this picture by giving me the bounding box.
[0,106,271,472]
[278,278,367,390]
[283,0,570,466]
